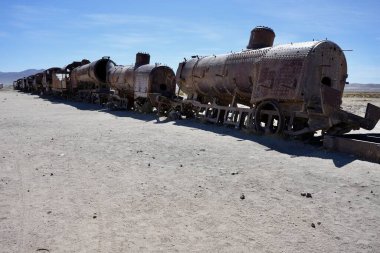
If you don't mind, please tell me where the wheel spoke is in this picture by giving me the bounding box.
[254,101,283,135]
[266,114,273,128]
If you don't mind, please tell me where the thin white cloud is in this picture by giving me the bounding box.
[8,4,70,36]
[0,31,8,37]
[83,13,171,26]
[11,4,68,24]
[82,12,225,42]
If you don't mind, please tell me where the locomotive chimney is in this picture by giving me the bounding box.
[135,52,150,68]
[247,26,275,50]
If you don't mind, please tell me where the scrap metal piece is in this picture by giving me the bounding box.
[321,84,342,114]
[324,134,380,163]
[363,103,380,130]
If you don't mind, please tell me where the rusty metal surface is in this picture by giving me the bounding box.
[363,103,380,130]
[324,134,380,163]
[107,53,176,106]
[10,25,379,140]
[176,37,347,111]
[71,57,115,90]
[252,40,346,105]
[321,84,342,113]
[175,26,371,136]
[62,59,90,72]
[247,26,275,50]
[176,48,269,106]
[42,67,62,93]
[134,64,176,100]
[135,53,150,68]
[107,65,135,101]
[317,102,380,136]
[33,72,44,92]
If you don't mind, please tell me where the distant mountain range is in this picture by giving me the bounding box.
[344,83,380,92]
[0,69,44,86]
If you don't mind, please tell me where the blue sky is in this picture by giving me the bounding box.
[0,0,379,83]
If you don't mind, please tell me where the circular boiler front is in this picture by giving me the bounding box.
[301,40,347,110]
[72,58,115,87]
[91,58,115,84]
[150,66,176,97]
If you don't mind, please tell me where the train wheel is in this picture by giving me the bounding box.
[254,101,284,135]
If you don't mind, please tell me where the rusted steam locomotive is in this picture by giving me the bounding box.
[66,53,176,108]
[69,57,115,102]
[106,52,176,111]
[13,26,380,138]
[176,26,380,136]
[14,53,176,110]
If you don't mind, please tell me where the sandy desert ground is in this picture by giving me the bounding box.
[0,88,379,252]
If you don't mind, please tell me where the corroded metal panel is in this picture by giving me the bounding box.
[324,134,380,163]
[134,65,153,98]
[108,53,175,105]
[176,49,268,106]
[107,65,135,99]
[42,67,61,92]
[251,41,319,104]
[252,58,305,103]
[247,26,275,50]
[321,84,341,114]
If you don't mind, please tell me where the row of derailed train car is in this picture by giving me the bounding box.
[13,26,380,143]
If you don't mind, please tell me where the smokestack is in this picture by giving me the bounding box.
[135,52,150,68]
[247,26,275,50]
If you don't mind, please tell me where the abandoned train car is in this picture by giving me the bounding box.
[176,26,380,136]
[106,52,176,111]
[12,25,380,138]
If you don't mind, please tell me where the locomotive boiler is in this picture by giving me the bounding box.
[71,57,115,102]
[176,26,380,136]
[106,52,176,111]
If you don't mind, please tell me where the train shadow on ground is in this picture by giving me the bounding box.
[165,118,357,168]
[38,94,358,167]
[39,95,157,122]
